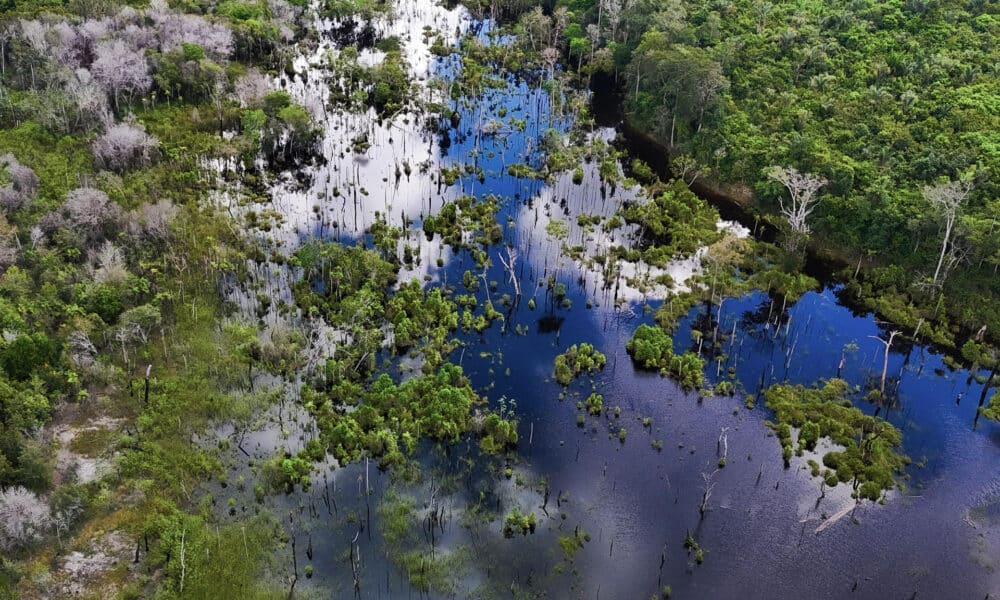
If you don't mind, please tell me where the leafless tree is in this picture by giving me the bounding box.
[91,39,151,108]
[267,0,301,42]
[156,13,234,60]
[73,18,109,61]
[551,6,568,47]
[672,154,703,186]
[0,214,18,269]
[78,17,109,43]
[600,0,622,41]
[51,492,83,545]
[29,226,45,249]
[699,468,719,517]
[67,330,98,368]
[65,68,112,130]
[146,0,171,21]
[36,210,68,238]
[0,487,52,552]
[586,24,601,59]
[868,330,901,397]
[520,8,550,52]
[234,69,270,107]
[120,304,161,345]
[538,47,560,81]
[92,120,159,172]
[0,22,16,78]
[140,200,178,240]
[0,153,39,214]
[92,240,128,283]
[923,179,973,286]
[717,427,729,464]
[18,20,48,87]
[64,187,111,229]
[112,305,160,364]
[44,21,82,67]
[766,165,827,235]
[63,187,123,242]
[497,245,521,298]
[692,63,726,132]
[120,23,157,53]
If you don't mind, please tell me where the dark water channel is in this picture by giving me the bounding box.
[210,1,1000,598]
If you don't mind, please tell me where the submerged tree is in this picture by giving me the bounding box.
[868,330,901,398]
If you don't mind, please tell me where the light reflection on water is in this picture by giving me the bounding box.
[205,0,1000,597]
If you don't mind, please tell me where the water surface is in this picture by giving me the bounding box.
[211,2,1000,597]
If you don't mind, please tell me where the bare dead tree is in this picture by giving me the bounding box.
[923,179,973,285]
[601,0,622,41]
[0,153,39,214]
[699,469,720,518]
[234,69,270,107]
[766,166,827,235]
[91,39,151,109]
[349,528,361,595]
[717,428,729,465]
[671,154,703,186]
[92,121,159,172]
[868,330,901,397]
[0,487,52,551]
[179,527,186,595]
[497,245,521,299]
[540,47,559,81]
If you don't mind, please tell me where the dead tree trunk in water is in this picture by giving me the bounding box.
[350,529,361,595]
[498,245,521,299]
[717,428,728,466]
[869,330,901,397]
[699,469,719,518]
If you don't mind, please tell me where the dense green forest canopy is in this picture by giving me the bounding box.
[624,0,999,266]
[0,0,322,595]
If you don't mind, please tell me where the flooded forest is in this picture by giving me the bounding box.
[1,0,999,598]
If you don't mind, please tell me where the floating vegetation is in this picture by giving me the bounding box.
[422,194,503,250]
[683,531,704,565]
[553,343,607,386]
[327,45,414,118]
[558,527,589,561]
[626,324,705,390]
[585,393,603,416]
[502,508,537,537]
[378,490,466,595]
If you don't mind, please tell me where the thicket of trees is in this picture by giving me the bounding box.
[0,0,320,594]
[765,378,908,502]
[599,0,995,337]
[0,0,320,485]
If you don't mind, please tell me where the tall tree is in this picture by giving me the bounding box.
[923,179,973,286]
[766,166,827,235]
